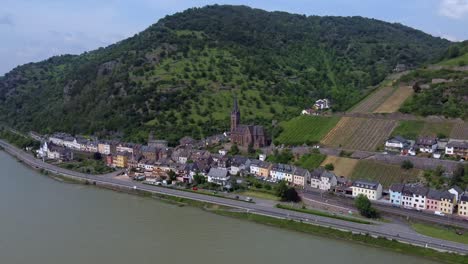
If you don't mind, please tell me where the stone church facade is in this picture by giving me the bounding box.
[230,97,268,149]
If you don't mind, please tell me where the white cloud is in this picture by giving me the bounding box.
[439,0,468,19]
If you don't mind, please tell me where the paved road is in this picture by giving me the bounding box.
[1,140,467,254]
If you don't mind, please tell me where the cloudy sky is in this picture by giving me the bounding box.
[1,0,468,75]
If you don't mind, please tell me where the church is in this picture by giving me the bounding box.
[230,97,268,149]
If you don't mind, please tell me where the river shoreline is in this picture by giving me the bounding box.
[0,141,467,263]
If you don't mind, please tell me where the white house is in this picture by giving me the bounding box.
[401,185,428,210]
[448,186,464,203]
[48,132,72,146]
[314,99,330,110]
[319,171,337,191]
[416,137,438,153]
[207,168,230,186]
[62,137,81,150]
[385,136,411,152]
[229,156,249,176]
[351,180,382,201]
[270,163,294,181]
[37,141,49,158]
[445,141,468,159]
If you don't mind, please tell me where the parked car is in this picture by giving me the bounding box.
[134,175,146,181]
[434,211,445,216]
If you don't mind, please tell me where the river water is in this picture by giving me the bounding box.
[0,151,439,264]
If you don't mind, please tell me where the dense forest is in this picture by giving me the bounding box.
[0,5,451,144]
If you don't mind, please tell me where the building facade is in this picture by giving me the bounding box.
[230,97,268,149]
[351,180,382,201]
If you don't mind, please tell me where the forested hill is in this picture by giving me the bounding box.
[0,5,451,144]
[399,41,468,119]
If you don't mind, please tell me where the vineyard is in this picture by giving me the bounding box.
[350,160,421,188]
[350,86,395,113]
[450,122,468,140]
[374,86,413,113]
[320,117,397,151]
[320,156,358,177]
[275,116,340,146]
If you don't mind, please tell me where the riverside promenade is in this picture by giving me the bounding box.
[1,139,467,255]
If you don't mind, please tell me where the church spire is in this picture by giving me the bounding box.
[231,95,240,132]
[232,96,239,114]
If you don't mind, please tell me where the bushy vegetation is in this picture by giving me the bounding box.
[0,5,450,144]
[0,129,39,149]
[355,194,379,218]
[294,153,326,170]
[399,69,468,119]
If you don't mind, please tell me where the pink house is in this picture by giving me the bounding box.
[426,189,442,212]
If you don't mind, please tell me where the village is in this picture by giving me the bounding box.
[30,96,468,222]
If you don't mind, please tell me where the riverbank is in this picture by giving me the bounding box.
[214,211,468,264]
[0,139,467,262]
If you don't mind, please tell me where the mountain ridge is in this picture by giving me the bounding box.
[0,5,452,145]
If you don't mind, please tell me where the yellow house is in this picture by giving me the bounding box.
[439,192,456,215]
[113,153,128,168]
[258,162,271,177]
[292,167,310,187]
[458,195,468,218]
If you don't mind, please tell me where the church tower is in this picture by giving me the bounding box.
[231,96,240,132]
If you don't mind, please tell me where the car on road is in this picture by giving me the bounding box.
[134,175,146,181]
[245,197,253,202]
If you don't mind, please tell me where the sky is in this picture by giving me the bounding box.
[1,0,468,75]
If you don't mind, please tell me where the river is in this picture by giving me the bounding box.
[0,151,439,264]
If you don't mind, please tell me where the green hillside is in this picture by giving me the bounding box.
[0,5,451,144]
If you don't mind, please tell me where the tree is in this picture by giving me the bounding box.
[229,144,239,155]
[274,180,289,198]
[401,160,413,170]
[355,194,379,218]
[283,188,301,202]
[412,82,421,93]
[275,180,300,202]
[167,170,177,183]
[248,143,255,154]
[93,152,102,160]
[193,173,206,185]
[324,163,334,171]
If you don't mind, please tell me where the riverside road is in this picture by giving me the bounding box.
[1,140,467,255]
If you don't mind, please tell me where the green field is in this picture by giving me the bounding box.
[294,153,327,170]
[391,120,425,140]
[412,223,468,245]
[420,122,454,138]
[350,160,421,188]
[239,190,280,201]
[275,116,340,146]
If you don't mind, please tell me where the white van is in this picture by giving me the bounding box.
[434,211,445,216]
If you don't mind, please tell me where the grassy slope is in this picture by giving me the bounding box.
[351,160,421,188]
[412,223,468,245]
[294,153,327,170]
[437,52,468,66]
[321,156,359,177]
[275,116,340,145]
[391,120,425,140]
